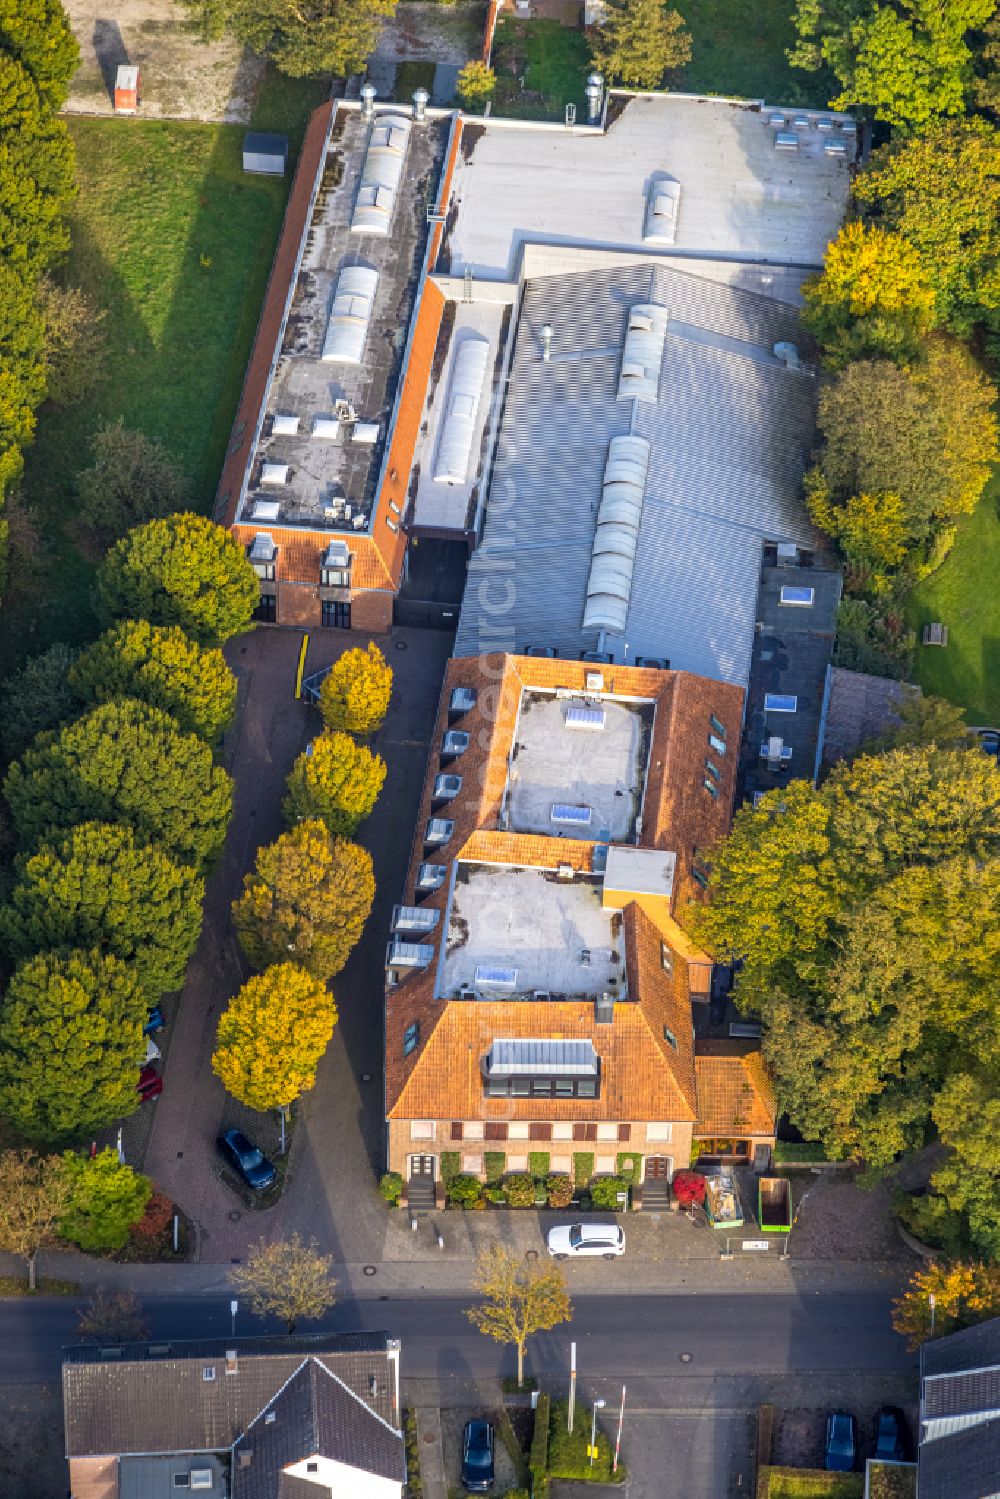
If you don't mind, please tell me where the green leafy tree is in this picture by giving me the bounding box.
[892,1260,1000,1349]
[231,1235,337,1332]
[77,420,190,537]
[232,820,375,979]
[806,480,908,587]
[180,0,398,77]
[59,1149,152,1252]
[76,1288,149,1343]
[35,276,107,406]
[856,119,1000,335]
[813,339,999,544]
[0,55,76,281]
[788,0,990,128]
[466,1244,572,1388]
[71,620,237,744]
[0,1149,71,1288]
[3,699,233,870]
[456,60,496,110]
[318,642,392,735]
[690,746,1000,1179]
[284,729,386,836]
[0,950,147,1144]
[971,8,1000,109]
[0,0,80,109]
[1,821,204,1000]
[802,222,937,367]
[212,963,337,1112]
[589,0,691,87]
[0,641,80,760]
[96,512,259,646]
[863,692,968,754]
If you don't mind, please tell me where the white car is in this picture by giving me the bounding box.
[547,1223,625,1259]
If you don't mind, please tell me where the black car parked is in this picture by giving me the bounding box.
[461,1418,495,1492]
[216,1129,276,1191]
[875,1406,910,1463]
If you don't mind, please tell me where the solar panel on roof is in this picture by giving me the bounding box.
[551,803,593,825]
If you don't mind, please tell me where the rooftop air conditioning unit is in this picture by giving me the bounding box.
[449,686,477,721]
[584,671,604,692]
[557,864,575,880]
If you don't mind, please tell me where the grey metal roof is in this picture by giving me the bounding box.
[62,1335,398,1461]
[488,1038,599,1075]
[922,1321,1000,1380]
[925,1367,1000,1422]
[918,1417,1000,1499]
[455,261,818,687]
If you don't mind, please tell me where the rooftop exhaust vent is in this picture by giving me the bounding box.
[449,686,477,719]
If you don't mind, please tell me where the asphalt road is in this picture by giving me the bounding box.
[2,1290,913,1387]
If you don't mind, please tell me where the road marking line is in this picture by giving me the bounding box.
[294,633,309,699]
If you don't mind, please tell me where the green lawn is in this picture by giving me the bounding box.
[492,19,590,120]
[905,471,1000,726]
[0,72,327,673]
[760,1469,864,1499]
[675,0,834,105]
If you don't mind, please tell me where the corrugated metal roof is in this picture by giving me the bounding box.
[455,262,817,685]
[489,1038,599,1075]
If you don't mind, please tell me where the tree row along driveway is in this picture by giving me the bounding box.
[142,626,452,1262]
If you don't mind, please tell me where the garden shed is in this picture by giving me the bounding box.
[242,132,288,177]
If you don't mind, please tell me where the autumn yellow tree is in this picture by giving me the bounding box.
[283,730,386,836]
[465,1244,572,1388]
[318,643,392,736]
[806,476,908,591]
[802,221,937,367]
[892,1261,1000,1350]
[232,820,375,979]
[231,1235,337,1333]
[212,964,337,1113]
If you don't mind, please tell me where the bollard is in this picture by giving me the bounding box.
[411,1216,418,1233]
[437,1232,445,1250]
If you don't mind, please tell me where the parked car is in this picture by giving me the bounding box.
[874,1406,910,1463]
[144,1005,165,1036]
[216,1128,276,1191]
[461,1417,495,1492]
[824,1411,857,1472]
[976,729,999,759]
[547,1223,625,1259]
[137,1064,163,1101]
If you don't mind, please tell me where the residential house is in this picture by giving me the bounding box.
[919,1317,1000,1499]
[384,653,776,1195]
[63,1335,404,1499]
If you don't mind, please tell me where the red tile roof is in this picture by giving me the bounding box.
[693,1041,777,1138]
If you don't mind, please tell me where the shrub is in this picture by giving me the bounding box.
[484,1151,506,1183]
[573,1152,594,1187]
[485,1185,506,1204]
[129,1191,174,1244]
[590,1175,629,1210]
[446,1174,483,1208]
[548,1399,616,1481]
[546,1174,574,1208]
[671,1170,707,1207]
[379,1172,404,1206]
[440,1152,460,1183]
[616,1152,642,1182]
[528,1151,550,1180]
[529,1391,550,1496]
[504,1173,536,1208]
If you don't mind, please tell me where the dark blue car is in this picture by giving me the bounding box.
[461,1418,495,1492]
[144,1005,165,1036]
[825,1411,857,1472]
[216,1129,276,1191]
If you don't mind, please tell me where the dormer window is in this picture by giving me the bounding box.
[321,540,352,588]
[482,1039,600,1099]
[247,533,276,581]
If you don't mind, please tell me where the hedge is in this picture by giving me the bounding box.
[529,1391,550,1497]
[504,1173,536,1207]
[440,1151,460,1182]
[546,1173,574,1208]
[616,1152,642,1182]
[484,1150,506,1183]
[446,1173,482,1207]
[773,1141,843,1164]
[573,1152,595,1187]
[590,1175,629,1210]
[548,1398,620,1482]
[529,1151,551,1180]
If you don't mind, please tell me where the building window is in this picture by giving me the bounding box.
[450,1122,463,1141]
[692,866,710,890]
[572,1123,597,1141]
[704,759,720,781]
[553,1121,574,1140]
[463,1154,483,1174]
[255,592,276,623]
[709,715,727,741]
[508,1122,530,1141]
[708,733,726,756]
[529,1123,552,1141]
[703,777,718,798]
[410,1120,435,1140]
[402,1022,419,1056]
[663,1025,678,1050]
[660,942,673,976]
[465,1120,484,1140]
[486,1076,599,1099]
[596,1123,618,1142]
[485,1122,507,1141]
[253,561,276,581]
[618,1124,631,1142]
[647,1122,673,1142]
[321,567,350,587]
[322,600,352,629]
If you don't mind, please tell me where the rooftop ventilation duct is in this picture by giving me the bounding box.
[433,337,490,484]
[643,178,681,245]
[413,87,429,121]
[582,434,650,634]
[360,81,376,119]
[773,341,801,370]
[321,266,379,365]
[617,304,668,402]
[585,72,604,124]
[448,686,477,721]
[352,113,410,236]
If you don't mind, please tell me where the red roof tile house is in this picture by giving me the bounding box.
[384,654,776,1194]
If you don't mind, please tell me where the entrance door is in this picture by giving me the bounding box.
[409,1154,436,1180]
[646,1155,671,1180]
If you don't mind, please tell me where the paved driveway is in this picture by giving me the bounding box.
[142,624,452,1261]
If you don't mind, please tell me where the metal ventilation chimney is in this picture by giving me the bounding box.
[412,87,429,121]
[541,323,553,361]
[360,81,376,119]
[585,72,604,125]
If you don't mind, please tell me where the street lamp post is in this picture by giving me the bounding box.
[929,1293,936,1336]
[230,1299,238,1339]
[590,1398,606,1468]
